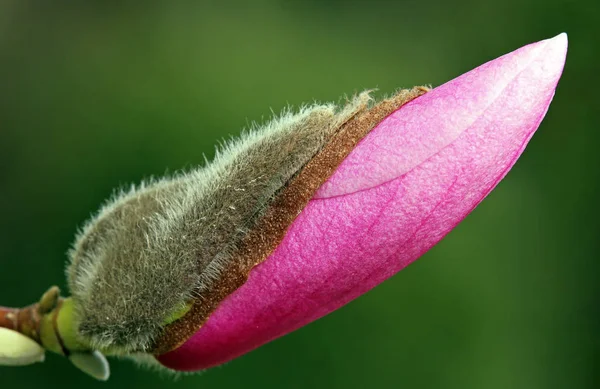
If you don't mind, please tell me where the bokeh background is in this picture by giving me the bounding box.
[1,1,598,388]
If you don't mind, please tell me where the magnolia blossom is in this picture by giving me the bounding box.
[169,34,566,370]
[157,34,567,371]
[0,32,568,381]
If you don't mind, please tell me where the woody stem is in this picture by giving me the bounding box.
[1,286,63,344]
[0,305,20,330]
[0,304,43,343]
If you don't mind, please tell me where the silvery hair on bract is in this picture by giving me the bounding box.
[66,92,372,353]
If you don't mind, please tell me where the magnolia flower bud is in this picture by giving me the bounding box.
[0,33,567,379]
[157,33,568,371]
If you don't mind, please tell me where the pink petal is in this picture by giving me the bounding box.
[158,33,567,371]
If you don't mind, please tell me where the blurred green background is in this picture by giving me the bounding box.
[0,1,597,388]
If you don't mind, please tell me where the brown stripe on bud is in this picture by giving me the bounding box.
[152,87,429,354]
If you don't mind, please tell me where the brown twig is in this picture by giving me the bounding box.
[0,305,20,330]
[0,286,61,343]
[0,304,42,343]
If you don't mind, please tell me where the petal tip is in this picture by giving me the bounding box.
[551,31,568,52]
[553,32,568,45]
[545,32,568,67]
